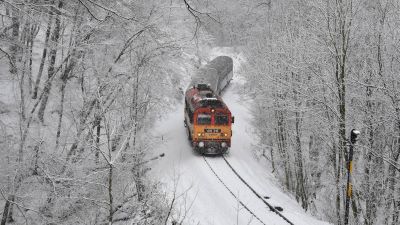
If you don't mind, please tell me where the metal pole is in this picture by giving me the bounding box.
[344,143,354,225]
[344,129,360,225]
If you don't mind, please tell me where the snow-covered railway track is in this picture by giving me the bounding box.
[202,156,268,225]
[202,155,294,225]
[222,155,295,225]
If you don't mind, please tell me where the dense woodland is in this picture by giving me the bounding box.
[1,0,400,225]
[234,1,400,225]
[0,0,195,224]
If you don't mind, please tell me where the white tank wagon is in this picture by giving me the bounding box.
[189,56,233,94]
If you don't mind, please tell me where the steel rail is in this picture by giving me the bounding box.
[222,155,295,225]
[202,156,267,225]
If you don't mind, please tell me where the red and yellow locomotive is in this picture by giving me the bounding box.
[184,56,234,155]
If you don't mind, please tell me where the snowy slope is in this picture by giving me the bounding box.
[149,49,331,225]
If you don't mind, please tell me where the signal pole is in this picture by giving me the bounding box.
[344,129,360,225]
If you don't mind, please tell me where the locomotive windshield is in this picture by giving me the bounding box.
[215,115,229,125]
[197,113,211,125]
[199,99,223,108]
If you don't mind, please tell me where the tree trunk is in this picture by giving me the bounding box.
[28,22,39,95]
[37,1,63,123]
[363,116,375,225]
[292,72,308,210]
[65,98,97,162]
[308,134,320,202]
[94,99,101,162]
[385,164,396,225]
[390,117,400,224]
[108,163,113,224]
[294,109,307,210]
[363,71,381,224]
[55,75,67,149]
[9,8,19,74]
[5,8,21,223]
[6,195,15,223]
[55,56,77,149]
[268,133,275,172]
[0,195,12,225]
[56,5,81,150]
[33,11,53,99]
[275,109,292,190]
[337,56,347,225]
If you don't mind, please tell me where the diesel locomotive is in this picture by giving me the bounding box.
[184,56,234,154]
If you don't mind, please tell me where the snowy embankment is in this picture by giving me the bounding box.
[149,48,331,225]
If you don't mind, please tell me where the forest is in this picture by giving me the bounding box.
[0,0,400,225]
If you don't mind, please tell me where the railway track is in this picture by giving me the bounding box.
[202,155,295,225]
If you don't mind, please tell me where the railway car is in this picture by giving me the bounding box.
[189,56,233,94]
[184,56,234,155]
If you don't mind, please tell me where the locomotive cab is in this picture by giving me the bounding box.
[192,109,232,154]
[184,84,233,155]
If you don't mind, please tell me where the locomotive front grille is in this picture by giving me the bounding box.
[195,140,229,155]
[206,141,220,149]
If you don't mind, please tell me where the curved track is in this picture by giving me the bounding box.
[203,155,295,225]
[203,156,268,225]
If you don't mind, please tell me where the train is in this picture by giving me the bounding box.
[184,56,234,155]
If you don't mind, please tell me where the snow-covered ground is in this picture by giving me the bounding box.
[149,49,331,225]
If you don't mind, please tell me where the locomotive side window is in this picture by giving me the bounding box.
[197,114,211,125]
[185,99,194,123]
[189,109,193,123]
[215,115,229,125]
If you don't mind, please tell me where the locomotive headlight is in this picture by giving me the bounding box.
[199,142,205,148]
[224,133,228,137]
[198,133,201,137]
[221,142,227,148]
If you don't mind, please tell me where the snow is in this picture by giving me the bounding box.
[149,48,331,225]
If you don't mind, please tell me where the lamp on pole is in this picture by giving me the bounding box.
[344,129,360,225]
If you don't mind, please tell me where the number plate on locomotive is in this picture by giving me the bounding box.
[204,129,221,133]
